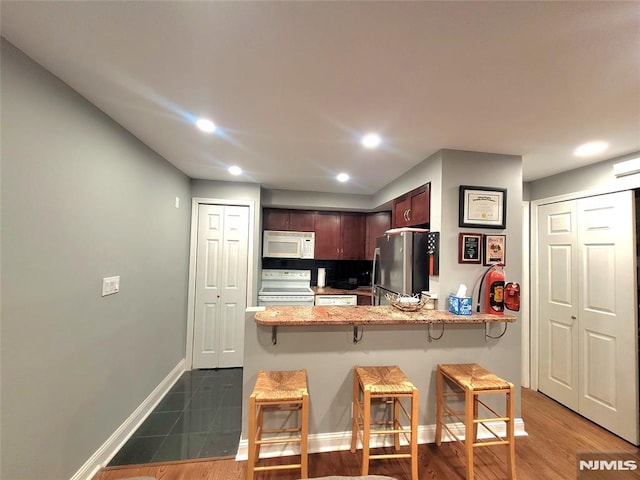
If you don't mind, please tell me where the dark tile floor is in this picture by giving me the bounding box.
[109,367,242,466]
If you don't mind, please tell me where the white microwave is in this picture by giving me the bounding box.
[263,230,315,259]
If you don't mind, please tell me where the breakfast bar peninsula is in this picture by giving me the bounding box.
[238,305,522,461]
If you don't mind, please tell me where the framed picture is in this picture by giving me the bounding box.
[458,232,482,264]
[483,234,506,266]
[459,185,507,229]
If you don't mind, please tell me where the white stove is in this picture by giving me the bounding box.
[258,269,315,306]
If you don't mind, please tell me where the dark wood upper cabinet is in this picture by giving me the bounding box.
[314,212,365,260]
[393,196,411,228]
[365,211,391,260]
[263,208,314,231]
[263,208,289,230]
[262,208,386,261]
[392,182,430,228]
[340,213,365,260]
[289,210,315,231]
[314,212,342,259]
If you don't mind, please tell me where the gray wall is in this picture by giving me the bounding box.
[1,40,192,480]
[527,151,640,201]
[262,188,373,211]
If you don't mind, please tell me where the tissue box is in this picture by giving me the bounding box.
[448,295,473,315]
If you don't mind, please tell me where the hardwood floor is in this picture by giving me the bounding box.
[94,388,639,480]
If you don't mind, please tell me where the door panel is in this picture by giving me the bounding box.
[539,201,579,409]
[582,244,616,314]
[584,330,616,409]
[549,320,573,387]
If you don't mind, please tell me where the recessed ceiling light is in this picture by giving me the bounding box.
[196,118,216,133]
[361,133,381,149]
[228,165,242,176]
[337,173,350,182]
[574,141,608,157]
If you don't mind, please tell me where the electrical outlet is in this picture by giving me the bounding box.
[102,276,120,297]
[175,196,180,208]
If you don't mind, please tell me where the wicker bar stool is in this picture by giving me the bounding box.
[247,369,309,480]
[435,363,516,480]
[350,365,419,480]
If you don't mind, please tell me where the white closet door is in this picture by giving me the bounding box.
[577,191,638,444]
[538,191,639,445]
[192,204,249,368]
[538,200,580,410]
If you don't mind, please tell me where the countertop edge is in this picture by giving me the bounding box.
[254,305,517,326]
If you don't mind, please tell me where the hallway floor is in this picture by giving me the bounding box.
[108,368,242,466]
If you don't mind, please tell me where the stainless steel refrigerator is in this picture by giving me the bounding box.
[372,230,430,305]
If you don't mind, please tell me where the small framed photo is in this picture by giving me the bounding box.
[459,185,507,229]
[483,234,506,266]
[458,232,483,264]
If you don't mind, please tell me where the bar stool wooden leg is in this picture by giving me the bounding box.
[393,396,401,451]
[247,395,257,480]
[465,388,475,480]
[472,394,479,443]
[361,388,371,476]
[411,389,419,480]
[301,392,309,479]
[435,366,443,446]
[351,371,359,453]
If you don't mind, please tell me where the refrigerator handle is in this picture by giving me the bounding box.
[372,247,381,306]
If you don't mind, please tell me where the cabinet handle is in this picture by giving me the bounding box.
[571,315,577,320]
[407,208,411,220]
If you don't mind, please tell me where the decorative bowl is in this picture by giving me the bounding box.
[385,293,427,312]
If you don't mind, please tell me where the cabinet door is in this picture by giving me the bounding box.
[263,208,289,230]
[341,213,365,260]
[366,212,391,260]
[357,295,372,306]
[392,197,410,228]
[314,212,341,259]
[289,210,315,231]
[410,184,430,225]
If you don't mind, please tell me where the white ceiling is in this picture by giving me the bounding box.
[2,1,639,195]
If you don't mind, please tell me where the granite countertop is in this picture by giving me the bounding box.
[312,286,372,296]
[254,305,517,326]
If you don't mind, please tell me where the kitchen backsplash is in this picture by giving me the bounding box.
[261,259,372,286]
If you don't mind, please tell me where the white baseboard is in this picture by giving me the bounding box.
[235,418,527,461]
[70,359,186,480]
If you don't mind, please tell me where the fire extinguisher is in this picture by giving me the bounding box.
[475,263,521,314]
[476,264,505,315]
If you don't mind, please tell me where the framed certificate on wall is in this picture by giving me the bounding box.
[459,185,507,229]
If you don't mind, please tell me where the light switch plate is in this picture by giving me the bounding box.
[102,276,120,296]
